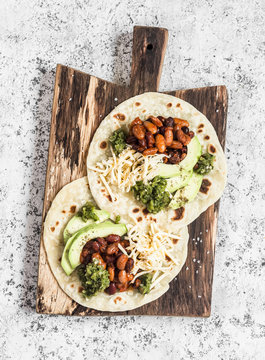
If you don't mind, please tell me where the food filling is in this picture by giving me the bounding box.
[88,115,216,214]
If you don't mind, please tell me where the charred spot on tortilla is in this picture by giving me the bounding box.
[209,144,216,154]
[107,195,112,202]
[172,207,185,221]
[142,109,146,113]
[114,296,122,304]
[167,102,172,108]
[143,208,149,215]
[101,188,106,192]
[71,284,74,288]
[51,226,55,232]
[55,221,59,226]
[113,113,126,121]
[137,216,143,222]
[100,141,107,149]
[204,135,210,140]
[97,180,100,184]
[198,129,203,133]
[172,239,178,244]
[62,210,66,214]
[58,257,62,262]
[78,287,84,293]
[198,123,204,129]
[132,208,140,213]
[176,103,182,109]
[165,255,171,261]
[200,179,212,194]
[135,102,141,106]
[70,205,76,213]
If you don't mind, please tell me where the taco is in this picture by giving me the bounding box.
[44,177,189,311]
[87,92,227,231]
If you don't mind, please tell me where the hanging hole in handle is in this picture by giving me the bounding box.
[147,43,153,51]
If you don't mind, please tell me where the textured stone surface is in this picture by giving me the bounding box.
[0,0,265,359]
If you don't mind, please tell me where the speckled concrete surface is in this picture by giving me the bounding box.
[1,0,265,359]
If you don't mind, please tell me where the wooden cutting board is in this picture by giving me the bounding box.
[36,26,227,316]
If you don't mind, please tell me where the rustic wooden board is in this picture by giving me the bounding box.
[36,26,227,316]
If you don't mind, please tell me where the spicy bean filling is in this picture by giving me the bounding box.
[80,234,139,295]
[126,116,193,164]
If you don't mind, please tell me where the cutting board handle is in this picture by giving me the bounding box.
[130,26,168,95]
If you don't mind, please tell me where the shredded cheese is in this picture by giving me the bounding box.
[88,148,165,193]
[125,223,182,288]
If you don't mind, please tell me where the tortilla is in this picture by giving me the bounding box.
[87,92,227,231]
[43,177,189,312]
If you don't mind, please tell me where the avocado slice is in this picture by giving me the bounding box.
[166,170,192,193]
[61,231,79,276]
[158,136,202,178]
[169,172,203,210]
[63,209,110,244]
[68,221,127,270]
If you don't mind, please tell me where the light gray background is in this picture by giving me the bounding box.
[1,0,264,359]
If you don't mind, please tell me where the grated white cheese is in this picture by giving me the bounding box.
[125,222,183,288]
[88,148,165,193]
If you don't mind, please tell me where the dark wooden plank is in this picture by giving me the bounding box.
[130,26,168,94]
[36,26,227,317]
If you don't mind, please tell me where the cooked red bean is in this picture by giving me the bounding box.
[146,132,155,147]
[149,115,163,127]
[91,241,100,252]
[108,266,115,281]
[106,234,121,243]
[164,128,173,146]
[138,138,147,149]
[127,274,134,282]
[105,255,116,264]
[180,153,187,161]
[106,243,119,255]
[116,254,128,270]
[181,126,189,134]
[168,154,181,164]
[116,282,128,292]
[155,134,166,153]
[169,140,183,149]
[91,253,106,269]
[157,116,165,122]
[125,258,134,272]
[173,118,189,129]
[118,270,127,284]
[120,239,130,248]
[159,126,166,136]
[126,135,138,145]
[176,129,191,146]
[143,121,157,134]
[96,237,107,253]
[164,117,174,128]
[132,124,146,140]
[143,147,158,156]
[106,282,117,295]
[130,117,143,127]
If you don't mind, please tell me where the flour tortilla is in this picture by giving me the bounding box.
[44,177,189,312]
[87,92,227,231]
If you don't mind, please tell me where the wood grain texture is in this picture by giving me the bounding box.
[36,26,227,316]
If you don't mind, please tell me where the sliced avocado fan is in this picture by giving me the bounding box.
[169,172,203,210]
[61,221,127,275]
[63,208,110,244]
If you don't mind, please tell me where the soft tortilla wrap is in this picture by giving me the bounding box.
[87,92,227,231]
[43,177,189,312]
